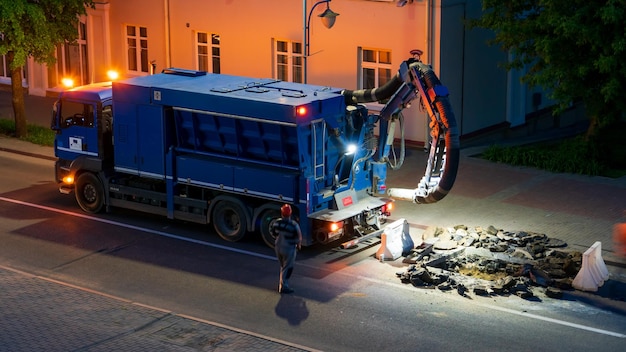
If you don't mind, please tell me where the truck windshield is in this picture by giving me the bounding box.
[61,101,95,128]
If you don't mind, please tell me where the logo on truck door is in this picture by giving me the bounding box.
[69,137,83,151]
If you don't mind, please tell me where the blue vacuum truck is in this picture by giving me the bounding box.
[51,57,459,248]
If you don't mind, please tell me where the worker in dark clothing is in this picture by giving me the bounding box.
[271,204,302,294]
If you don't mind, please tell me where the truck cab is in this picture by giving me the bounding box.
[51,82,113,196]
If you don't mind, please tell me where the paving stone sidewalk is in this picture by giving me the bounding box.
[0,267,313,352]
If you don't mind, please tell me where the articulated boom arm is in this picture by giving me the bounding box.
[342,57,460,204]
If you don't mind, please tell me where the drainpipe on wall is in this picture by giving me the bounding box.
[426,0,432,65]
[424,0,433,145]
[303,0,307,83]
[164,0,171,68]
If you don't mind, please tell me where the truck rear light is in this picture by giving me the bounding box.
[316,221,345,244]
[382,202,393,215]
[296,106,308,117]
[330,222,344,232]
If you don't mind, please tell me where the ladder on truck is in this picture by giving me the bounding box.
[312,120,326,180]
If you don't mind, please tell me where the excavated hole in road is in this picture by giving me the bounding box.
[395,225,583,299]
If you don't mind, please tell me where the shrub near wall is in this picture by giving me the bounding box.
[0,119,55,146]
[482,121,626,177]
[482,137,604,176]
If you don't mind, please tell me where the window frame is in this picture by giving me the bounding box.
[47,18,89,88]
[196,32,221,73]
[273,39,303,83]
[358,47,393,90]
[126,24,149,74]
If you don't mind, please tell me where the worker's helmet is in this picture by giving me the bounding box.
[281,204,292,217]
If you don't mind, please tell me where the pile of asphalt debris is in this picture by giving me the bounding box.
[396,225,583,299]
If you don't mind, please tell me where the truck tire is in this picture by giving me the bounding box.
[75,172,104,213]
[259,208,281,248]
[212,200,247,242]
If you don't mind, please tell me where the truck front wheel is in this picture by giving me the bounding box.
[212,201,247,242]
[75,172,104,213]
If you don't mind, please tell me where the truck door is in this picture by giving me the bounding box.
[54,100,100,160]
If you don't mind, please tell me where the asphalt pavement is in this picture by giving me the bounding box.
[1,89,625,351]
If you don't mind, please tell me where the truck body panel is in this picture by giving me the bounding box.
[53,69,393,246]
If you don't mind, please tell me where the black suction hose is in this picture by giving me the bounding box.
[340,60,459,204]
[414,62,460,203]
[341,73,404,105]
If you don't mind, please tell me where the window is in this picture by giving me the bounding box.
[0,55,9,79]
[61,101,94,128]
[197,32,221,73]
[0,55,26,84]
[47,20,89,87]
[359,48,392,89]
[274,39,303,83]
[126,25,149,73]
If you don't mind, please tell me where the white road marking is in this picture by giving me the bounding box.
[337,273,626,339]
[0,196,276,261]
[478,303,626,338]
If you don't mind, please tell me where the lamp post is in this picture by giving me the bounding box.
[303,0,339,84]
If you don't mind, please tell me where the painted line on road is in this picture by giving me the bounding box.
[3,196,625,339]
[0,196,276,261]
[343,274,626,339]
[477,302,626,338]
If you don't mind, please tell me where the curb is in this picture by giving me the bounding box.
[0,145,57,161]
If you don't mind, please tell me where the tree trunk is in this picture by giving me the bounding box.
[7,51,28,138]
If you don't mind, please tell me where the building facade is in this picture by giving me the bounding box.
[1,0,549,145]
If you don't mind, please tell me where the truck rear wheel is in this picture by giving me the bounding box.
[212,200,247,242]
[75,172,104,213]
[259,208,281,248]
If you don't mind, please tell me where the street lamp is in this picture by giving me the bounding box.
[303,0,339,84]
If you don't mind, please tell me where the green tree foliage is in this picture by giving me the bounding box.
[472,0,626,136]
[0,0,94,137]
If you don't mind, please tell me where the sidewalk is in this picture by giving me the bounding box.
[0,266,313,352]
